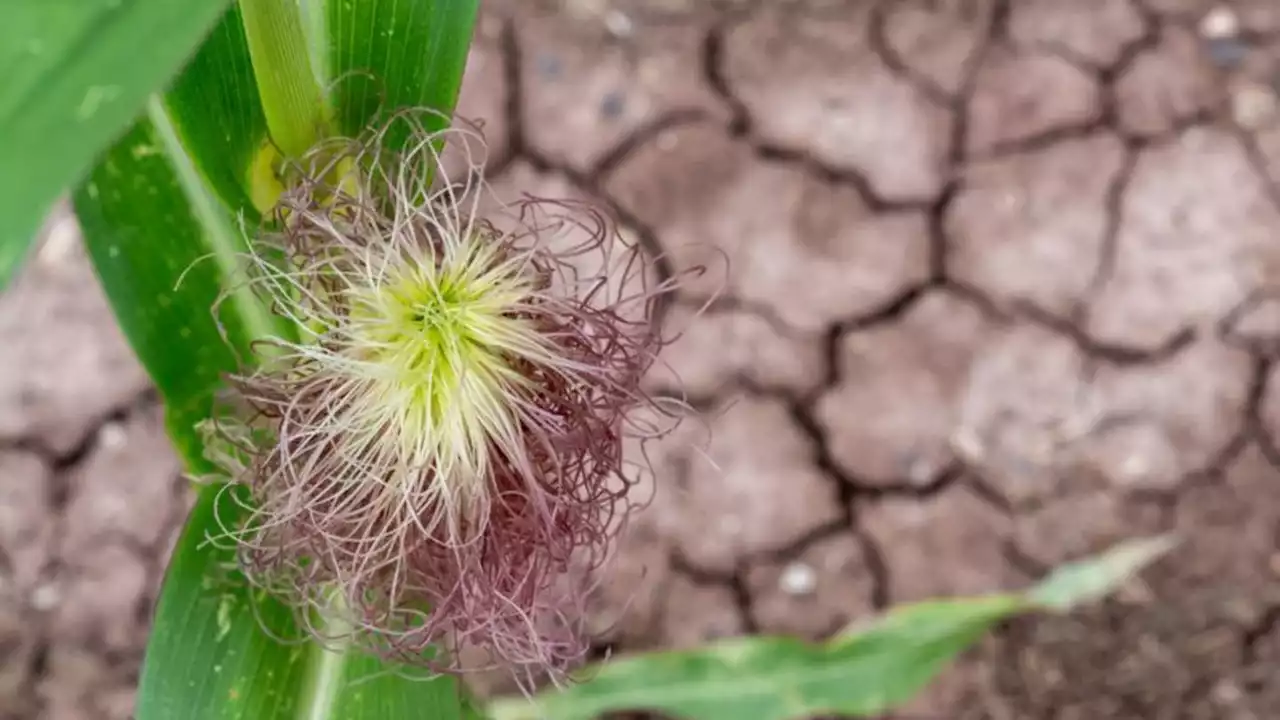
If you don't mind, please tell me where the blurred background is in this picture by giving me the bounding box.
[6,0,1280,717]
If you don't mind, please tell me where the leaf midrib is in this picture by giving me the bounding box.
[506,619,1009,719]
[145,95,279,346]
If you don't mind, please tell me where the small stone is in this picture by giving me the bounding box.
[1119,452,1151,481]
[97,420,127,450]
[779,562,817,596]
[1231,80,1277,129]
[604,10,633,38]
[30,581,61,611]
[950,426,985,461]
[1213,679,1246,703]
[1200,6,1240,39]
[745,531,876,637]
[37,213,79,268]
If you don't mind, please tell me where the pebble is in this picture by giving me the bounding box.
[779,561,817,596]
[37,214,79,269]
[604,10,633,38]
[98,421,128,451]
[1200,6,1240,39]
[1231,79,1277,129]
[30,582,61,611]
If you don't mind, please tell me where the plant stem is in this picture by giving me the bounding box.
[297,591,353,720]
[297,0,330,92]
[239,0,329,158]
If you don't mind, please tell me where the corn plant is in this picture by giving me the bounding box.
[0,1,1173,718]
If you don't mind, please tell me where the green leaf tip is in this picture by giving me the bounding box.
[1026,534,1179,612]
[485,537,1177,720]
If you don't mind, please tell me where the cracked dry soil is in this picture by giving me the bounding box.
[7,0,1280,717]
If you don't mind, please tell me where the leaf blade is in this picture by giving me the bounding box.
[76,107,475,720]
[325,0,478,145]
[0,0,232,288]
[162,5,275,216]
[74,2,483,717]
[71,115,250,465]
[130,486,311,720]
[1027,534,1178,611]
[488,597,1022,720]
[72,101,305,720]
[487,536,1175,720]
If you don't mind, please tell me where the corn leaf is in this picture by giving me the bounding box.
[487,536,1175,720]
[72,1,479,717]
[0,0,232,288]
[323,0,476,148]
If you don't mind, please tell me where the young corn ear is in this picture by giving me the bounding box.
[200,110,690,681]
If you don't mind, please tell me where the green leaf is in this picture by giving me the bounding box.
[324,0,478,147]
[71,1,481,717]
[72,97,323,720]
[487,536,1176,720]
[1027,534,1178,611]
[130,483,477,719]
[72,108,263,465]
[163,5,275,218]
[488,597,1022,720]
[0,0,232,288]
[132,485,306,718]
